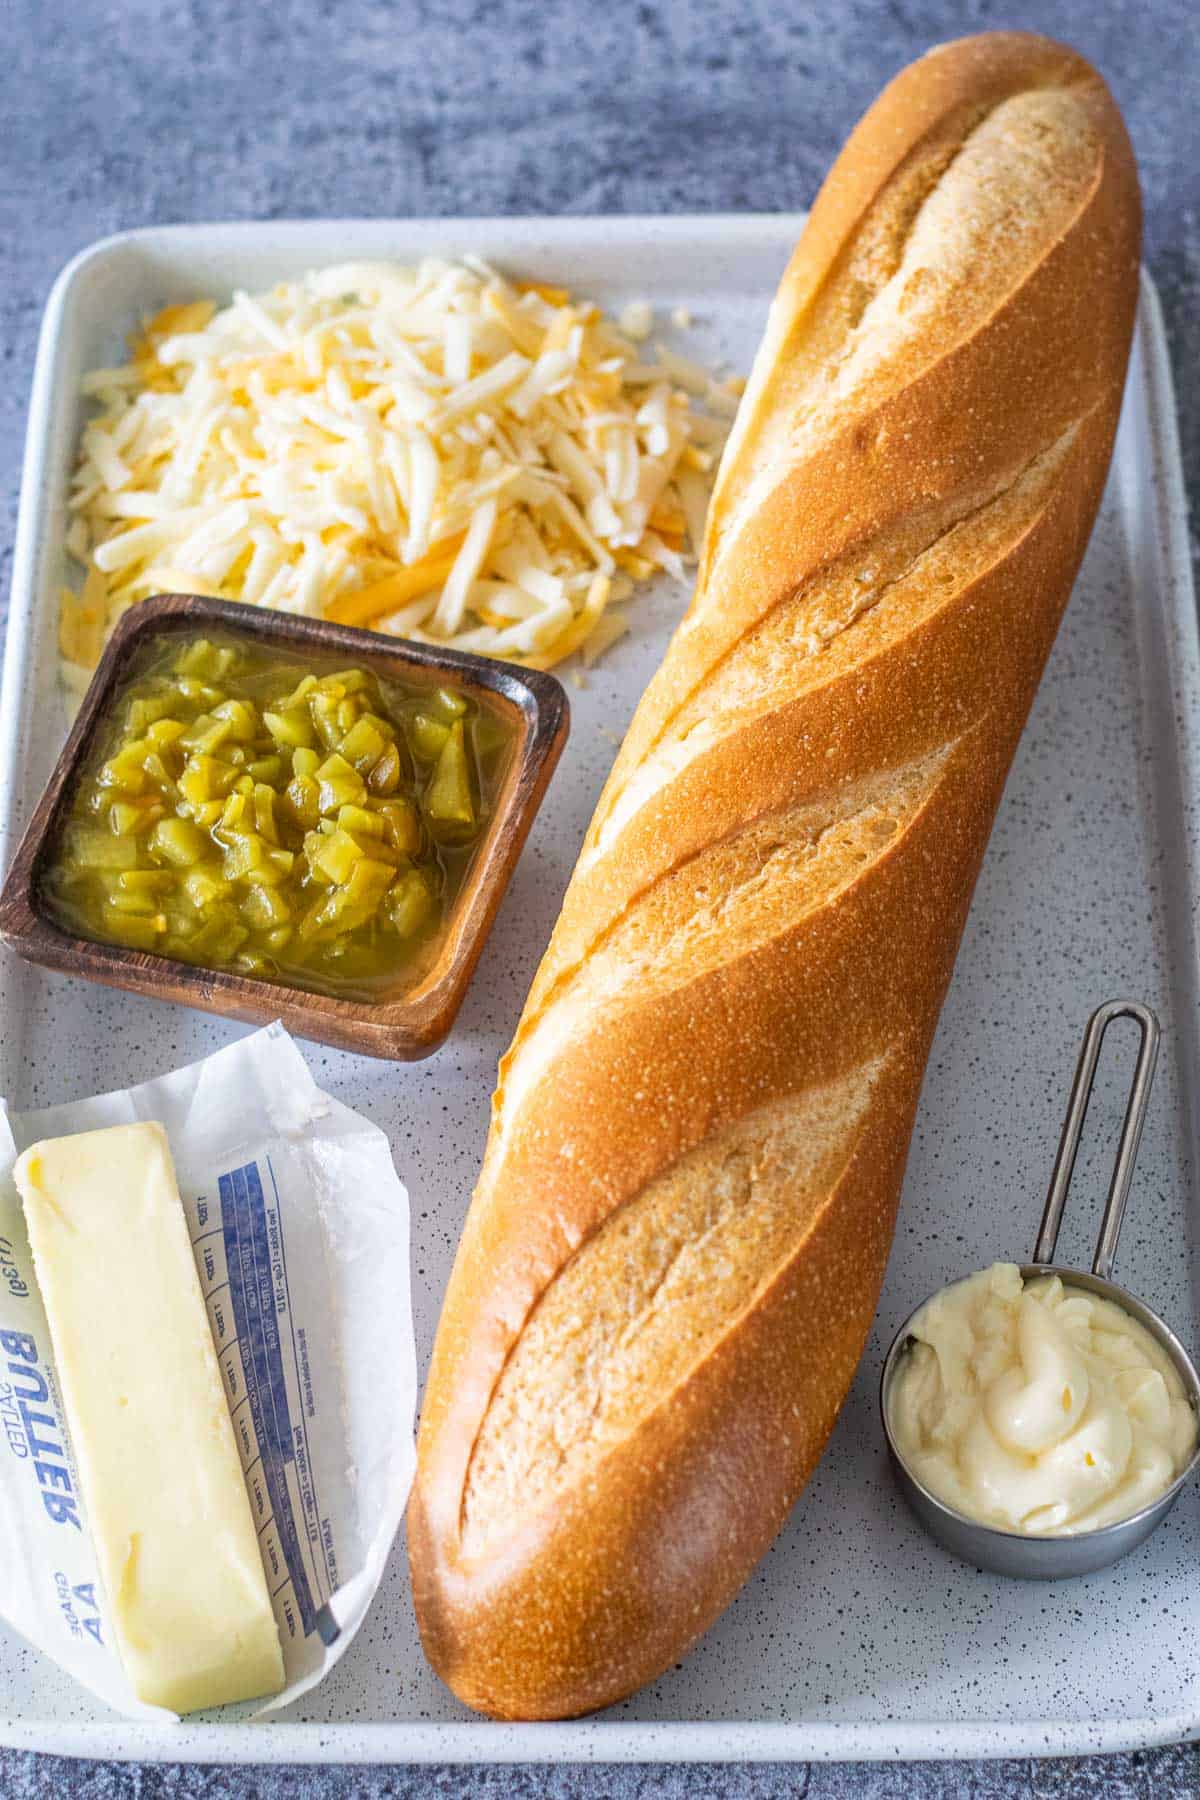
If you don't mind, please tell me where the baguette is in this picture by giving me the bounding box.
[409,31,1141,1720]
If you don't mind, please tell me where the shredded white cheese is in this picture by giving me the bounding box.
[61,261,733,686]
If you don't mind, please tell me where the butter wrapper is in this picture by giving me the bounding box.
[0,1023,416,1721]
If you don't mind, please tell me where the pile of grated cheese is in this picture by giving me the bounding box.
[62,259,740,697]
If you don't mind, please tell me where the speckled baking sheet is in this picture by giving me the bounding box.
[0,220,1197,1764]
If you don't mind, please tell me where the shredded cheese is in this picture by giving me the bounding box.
[62,261,732,687]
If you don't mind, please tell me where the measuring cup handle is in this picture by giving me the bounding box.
[1032,999,1160,1279]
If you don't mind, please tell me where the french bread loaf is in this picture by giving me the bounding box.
[409,31,1141,1720]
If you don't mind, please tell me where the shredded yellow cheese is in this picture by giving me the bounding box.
[63,259,736,687]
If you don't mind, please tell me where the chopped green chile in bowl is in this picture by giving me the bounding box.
[39,632,511,1000]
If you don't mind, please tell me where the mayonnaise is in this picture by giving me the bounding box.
[887,1263,1197,1535]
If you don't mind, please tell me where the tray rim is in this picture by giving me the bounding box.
[1,216,1197,1765]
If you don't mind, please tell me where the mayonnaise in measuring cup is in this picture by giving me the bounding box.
[887,1263,1198,1535]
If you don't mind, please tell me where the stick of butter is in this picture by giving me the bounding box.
[14,1122,285,1713]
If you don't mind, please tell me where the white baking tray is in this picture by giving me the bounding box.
[1,218,1198,1765]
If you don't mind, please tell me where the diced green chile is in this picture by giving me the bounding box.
[41,631,510,1000]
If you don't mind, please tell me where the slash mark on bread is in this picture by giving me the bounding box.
[497,740,957,1143]
[588,410,1088,870]
[708,81,1102,577]
[463,1056,887,1555]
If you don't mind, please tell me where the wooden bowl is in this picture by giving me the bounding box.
[0,594,569,1059]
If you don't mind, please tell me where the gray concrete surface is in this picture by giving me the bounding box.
[1,0,1197,1792]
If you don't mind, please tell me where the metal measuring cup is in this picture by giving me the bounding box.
[881,999,1200,1579]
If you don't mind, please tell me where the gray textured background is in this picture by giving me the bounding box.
[1,0,1197,1793]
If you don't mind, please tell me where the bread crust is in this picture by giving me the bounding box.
[409,31,1141,1720]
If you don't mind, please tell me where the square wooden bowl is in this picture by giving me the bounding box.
[0,594,568,1059]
